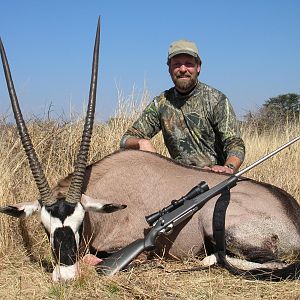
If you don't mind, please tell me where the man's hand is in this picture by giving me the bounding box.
[203,165,234,174]
[203,156,242,174]
[124,137,157,153]
[137,139,157,152]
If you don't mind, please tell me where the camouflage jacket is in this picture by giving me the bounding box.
[120,81,245,168]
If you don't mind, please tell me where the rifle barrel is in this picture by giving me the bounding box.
[236,135,300,178]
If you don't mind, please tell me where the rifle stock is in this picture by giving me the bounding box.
[98,239,147,276]
[98,175,238,276]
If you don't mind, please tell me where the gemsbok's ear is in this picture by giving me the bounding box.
[0,200,41,218]
[81,194,127,213]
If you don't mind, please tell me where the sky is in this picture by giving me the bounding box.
[0,0,299,121]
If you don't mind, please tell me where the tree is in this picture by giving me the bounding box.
[262,93,300,120]
[243,93,300,132]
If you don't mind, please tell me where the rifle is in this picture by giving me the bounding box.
[98,135,300,276]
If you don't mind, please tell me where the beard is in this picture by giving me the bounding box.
[171,71,198,94]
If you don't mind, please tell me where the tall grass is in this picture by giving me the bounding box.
[240,115,299,198]
[0,92,299,299]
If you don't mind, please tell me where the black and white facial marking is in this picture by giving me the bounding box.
[40,198,85,281]
[0,193,126,281]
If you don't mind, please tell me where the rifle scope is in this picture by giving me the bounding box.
[145,181,209,226]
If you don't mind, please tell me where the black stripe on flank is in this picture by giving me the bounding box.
[53,226,77,266]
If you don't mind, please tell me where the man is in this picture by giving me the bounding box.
[120,40,245,174]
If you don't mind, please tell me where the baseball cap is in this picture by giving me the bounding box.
[168,39,201,64]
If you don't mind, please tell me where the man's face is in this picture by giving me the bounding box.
[169,54,200,94]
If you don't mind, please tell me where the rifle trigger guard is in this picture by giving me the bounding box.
[160,224,174,235]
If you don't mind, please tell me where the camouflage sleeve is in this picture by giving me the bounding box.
[120,100,161,148]
[212,95,245,163]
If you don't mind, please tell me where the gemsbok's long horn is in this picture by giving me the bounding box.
[65,17,100,204]
[0,38,54,206]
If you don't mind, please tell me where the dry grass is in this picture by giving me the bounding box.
[240,120,299,198]
[0,93,299,299]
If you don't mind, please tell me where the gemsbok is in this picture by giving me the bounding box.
[1,19,300,282]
